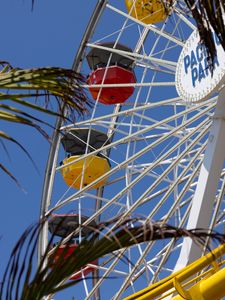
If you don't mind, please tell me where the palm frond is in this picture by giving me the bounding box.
[0,62,90,117]
[0,130,39,172]
[0,62,90,183]
[0,93,64,117]
[1,216,225,300]
[0,162,22,187]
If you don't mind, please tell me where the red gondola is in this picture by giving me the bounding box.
[51,244,98,280]
[87,65,136,104]
[86,42,136,105]
[49,214,98,280]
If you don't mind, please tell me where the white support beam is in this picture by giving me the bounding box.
[86,42,177,70]
[82,81,175,88]
[174,88,225,271]
[106,4,185,47]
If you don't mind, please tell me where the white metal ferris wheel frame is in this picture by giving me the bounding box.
[38,1,225,299]
[38,0,109,262]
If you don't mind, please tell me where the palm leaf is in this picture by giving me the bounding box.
[0,130,40,172]
[0,110,50,140]
[0,62,90,183]
[1,216,225,300]
[0,162,22,187]
[0,93,65,117]
[0,62,90,117]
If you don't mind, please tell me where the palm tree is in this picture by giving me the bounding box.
[0,61,89,183]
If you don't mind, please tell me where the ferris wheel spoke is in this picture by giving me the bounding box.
[174,7,196,30]
[57,120,202,234]
[57,102,214,174]
[61,97,214,129]
[51,105,212,221]
[113,202,193,297]
[106,121,210,232]
[205,174,225,244]
[106,4,185,47]
[86,42,177,72]
[149,204,194,284]
[146,142,207,223]
[82,192,127,208]
[163,170,202,221]
[83,81,175,89]
[113,239,181,298]
[51,105,212,219]
[85,250,127,300]
[138,181,190,208]
[113,243,155,299]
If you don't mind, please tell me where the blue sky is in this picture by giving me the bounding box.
[0,1,96,299]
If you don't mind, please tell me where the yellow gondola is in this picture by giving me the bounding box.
[125,0,166,24]
[61,155,110,190]
[60,128,111,190]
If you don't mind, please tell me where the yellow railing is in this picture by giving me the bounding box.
[124,244,225,300]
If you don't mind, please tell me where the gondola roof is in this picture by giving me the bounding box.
[86,42,134,70]
[49,214,97,238]
[61,128,110,154]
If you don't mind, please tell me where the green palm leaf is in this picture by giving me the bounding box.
[0,62,89,116]
[1,217,224,300]
[0,62,89,183]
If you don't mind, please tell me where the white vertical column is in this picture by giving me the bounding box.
[175,88,225,271]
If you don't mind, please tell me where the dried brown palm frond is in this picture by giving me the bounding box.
[1,216,225,300]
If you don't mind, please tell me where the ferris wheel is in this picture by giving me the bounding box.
[38,1,225,299]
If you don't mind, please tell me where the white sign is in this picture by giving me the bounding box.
[175,29,225,103]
